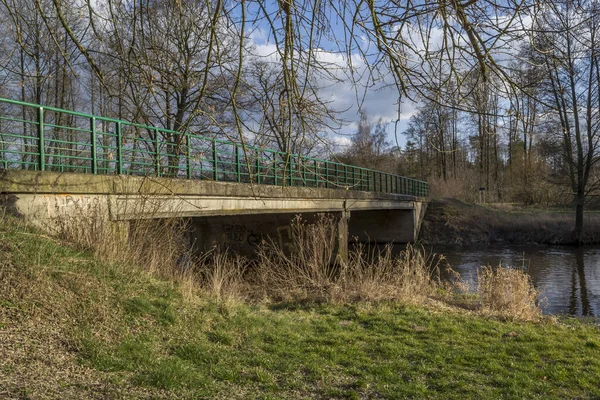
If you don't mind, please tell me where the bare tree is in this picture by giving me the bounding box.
[532,0,600,243]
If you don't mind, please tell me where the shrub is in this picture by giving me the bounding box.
[477,265,542,321]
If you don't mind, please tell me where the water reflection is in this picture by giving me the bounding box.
[431,244,600,317]
[571,248,592,316]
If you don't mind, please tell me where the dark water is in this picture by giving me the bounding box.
[430,244,600,317]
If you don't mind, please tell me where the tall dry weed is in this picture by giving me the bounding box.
[477,265,542,321]
[345,244,453,303]
[253,214,454,304]
[51,196,195,291]
[197,249,247,303]
[254,214,339,301]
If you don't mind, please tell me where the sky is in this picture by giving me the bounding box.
[245,4,422,152]
[250,36,417,151]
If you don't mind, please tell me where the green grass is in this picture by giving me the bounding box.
[1,217,600,399]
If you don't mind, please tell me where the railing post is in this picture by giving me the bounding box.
[116,122,123,175]
[235,144,241,183]
[373,171,376,192]
[90,117,97,174]
[274,155,278,186]
[186,131,192,179]
[359,169,363,190]
[212,139,218,181]
[324,161,329,188]
[314,159,319,187]
[288,157,293,187]
[37,107,45,171]
[154,128,161,176]
[274,154,278,186]
[334,163,339,187]
[373,171,376,191]
[301,158,306,187]
[385,173,389,193]
[361,169,364,191]
[343,165,347,187]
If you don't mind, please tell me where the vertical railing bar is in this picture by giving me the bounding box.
[91,116,97,174]
[235,144,241,183]
[387,174,390,193]
[155,128,160,177]
[288,156,293,187]
[116,122,123,175]
[255,149,261,184]
[38,106,45,171]
[186,131,192,179]
[212,139,218,181]
[334,163,339,188]
[301,157,306,187]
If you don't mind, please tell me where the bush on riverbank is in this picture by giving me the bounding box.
[1,215,600,398]
[478,265,542,321]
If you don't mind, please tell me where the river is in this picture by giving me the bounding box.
[431,244,600,317]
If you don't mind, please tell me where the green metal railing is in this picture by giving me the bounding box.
[0,97,429,197]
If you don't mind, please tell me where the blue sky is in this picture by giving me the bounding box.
[243,1,419,151]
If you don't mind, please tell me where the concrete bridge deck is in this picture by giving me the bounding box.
[1,170,428,258]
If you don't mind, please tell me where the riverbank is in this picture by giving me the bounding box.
[420,198,600,245]
[2,217,600,398]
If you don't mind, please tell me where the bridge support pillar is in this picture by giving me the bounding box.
[336,208,350,264]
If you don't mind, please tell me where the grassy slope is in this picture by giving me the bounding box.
[420,198,600,245]
[1,218,600,399]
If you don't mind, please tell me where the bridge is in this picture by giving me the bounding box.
[0,97,428,259]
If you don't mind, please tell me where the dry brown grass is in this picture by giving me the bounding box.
[252,214,454,304]
[343,244,455,303]
[50,198,198,296]
[196,249,247,304]
[253,214,339,301]
[45,203,544,320]
[0,213,169,399]
[477,265,542,321]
